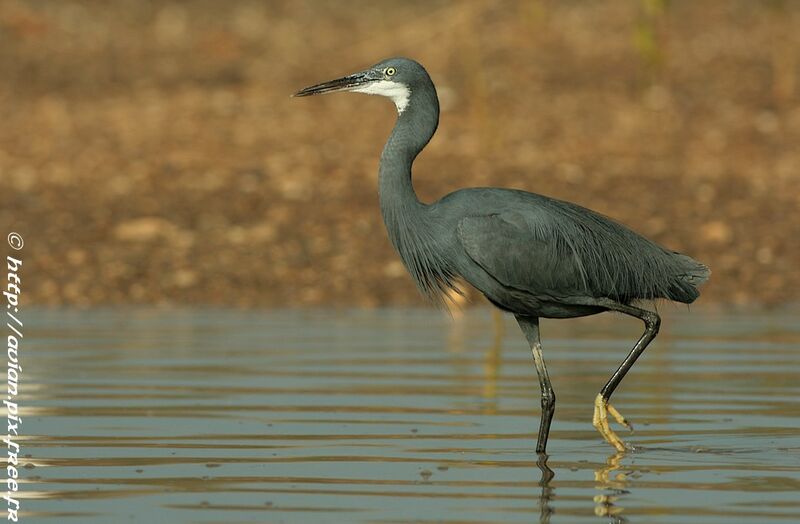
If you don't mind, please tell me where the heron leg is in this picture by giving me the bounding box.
[516,315,555,454]
[589,300,661,451]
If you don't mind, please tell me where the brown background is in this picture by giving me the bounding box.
[1,0,799,308]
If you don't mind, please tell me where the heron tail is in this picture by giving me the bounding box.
[666,254,710,304]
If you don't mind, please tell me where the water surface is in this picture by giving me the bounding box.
[21,307,800,522]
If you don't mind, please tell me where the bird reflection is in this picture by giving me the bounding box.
[445,290,506,413]
[536,453,555,524]
[533,451,634,524]
[480,309,505,412]
[593,451,630,523]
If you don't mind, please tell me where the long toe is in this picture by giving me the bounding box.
[606,403,633,431]
[592,394,628,452]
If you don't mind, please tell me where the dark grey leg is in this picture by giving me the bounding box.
[584,299,661,450]
[516,315,555,453]
[597,300,661,402]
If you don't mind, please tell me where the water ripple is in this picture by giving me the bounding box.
[22,307,800,523]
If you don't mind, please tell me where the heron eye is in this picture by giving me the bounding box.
[385,67,396,76]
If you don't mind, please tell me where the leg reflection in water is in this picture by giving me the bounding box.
[536,454,555,524]
[593,451,629,523]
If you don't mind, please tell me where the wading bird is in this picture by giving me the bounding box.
[294,58,709,452]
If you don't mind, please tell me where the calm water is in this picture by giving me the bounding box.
[19,307,800,523]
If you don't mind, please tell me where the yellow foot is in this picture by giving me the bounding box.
[592,394,630,451]
[607,403,633,431]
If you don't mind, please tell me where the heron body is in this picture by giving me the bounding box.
[295,57,709,452]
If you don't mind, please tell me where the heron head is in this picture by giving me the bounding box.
[294,57,428,115]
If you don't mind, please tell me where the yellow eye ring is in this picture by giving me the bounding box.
[385,67,396,76]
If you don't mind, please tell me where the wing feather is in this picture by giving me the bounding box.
[456,197,707,303]
[458,212,588,298]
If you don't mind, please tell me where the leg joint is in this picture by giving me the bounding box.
[541,388,555,407]
[643,311,661,334]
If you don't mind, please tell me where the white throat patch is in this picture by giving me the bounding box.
[351,80,411,114]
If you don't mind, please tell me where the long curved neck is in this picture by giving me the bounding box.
[378,85,439,220]
[378,83,456,304]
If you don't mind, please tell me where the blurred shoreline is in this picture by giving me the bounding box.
[2,1,798,307]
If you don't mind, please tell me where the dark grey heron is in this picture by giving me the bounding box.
[294,57,709,452]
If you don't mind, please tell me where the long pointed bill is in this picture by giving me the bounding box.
[293,72,373,97]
